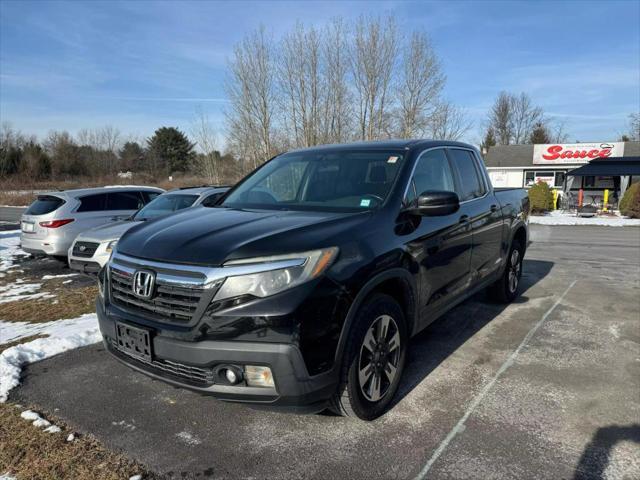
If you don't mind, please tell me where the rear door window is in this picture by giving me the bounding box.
[26,195,66,215]
[107,191,143,210]
[448,149,486,201]
[77,193,107,212]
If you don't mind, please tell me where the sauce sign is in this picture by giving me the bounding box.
[533,142,625,165]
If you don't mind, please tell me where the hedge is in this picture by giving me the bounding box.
[528,181,554,214]
[620,183,640,218]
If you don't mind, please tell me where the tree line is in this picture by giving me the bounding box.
[0,122,240,184]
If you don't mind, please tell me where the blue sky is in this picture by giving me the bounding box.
[1,0,638,146]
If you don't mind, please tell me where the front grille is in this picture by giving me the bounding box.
[110,339,215,386]
[110,268,204,323]
[73,241,99,258]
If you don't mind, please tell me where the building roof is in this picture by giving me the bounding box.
[483,141,640,168]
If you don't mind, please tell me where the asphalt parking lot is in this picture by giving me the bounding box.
[9,225,640,479]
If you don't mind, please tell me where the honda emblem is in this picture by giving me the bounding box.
[132,270,155,299]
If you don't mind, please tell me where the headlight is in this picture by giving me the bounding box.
[105,240,118,253]
[213,247,338,302]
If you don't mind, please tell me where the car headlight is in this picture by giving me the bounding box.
[105,240,118,253]
[213,247,338,302]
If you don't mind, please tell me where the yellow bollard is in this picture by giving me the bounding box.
[603,189,609,212]
[553,189,558,210]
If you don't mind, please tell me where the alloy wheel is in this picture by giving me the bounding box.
[358,314,401,402]
[508,249,521,293]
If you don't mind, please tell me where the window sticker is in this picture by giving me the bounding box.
[360,198,371,207]
[387,156,398,164]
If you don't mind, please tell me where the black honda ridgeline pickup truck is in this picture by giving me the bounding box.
[97,140,529,420]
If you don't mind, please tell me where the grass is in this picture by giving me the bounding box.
[0,402,157,480]
[0,275,97,323]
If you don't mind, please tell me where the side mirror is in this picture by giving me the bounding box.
[408,190,460,216]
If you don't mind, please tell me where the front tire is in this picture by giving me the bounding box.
[329,293,408,420]
[488,239,524,303]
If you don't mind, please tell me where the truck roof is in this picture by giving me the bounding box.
[287,139,476,154]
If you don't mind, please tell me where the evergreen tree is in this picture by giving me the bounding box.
[119,141,146,171]
[481,127,496,153]
[146,127,195,174]
[529,122,551,144]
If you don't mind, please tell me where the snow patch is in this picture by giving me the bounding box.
[0,313,101,402]
[20,409,40,421]
[176,430,202,445]
[0,473,17,480]
[129,475,143,480]
[0,230,29,278]
[66,433,75,442]
[32,418,51,428]
[44,425,62,433]
[0,282,55,304]
[42,274,78,280]
[529,211,640,227]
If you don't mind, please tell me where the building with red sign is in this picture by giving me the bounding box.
[484,141,640,201]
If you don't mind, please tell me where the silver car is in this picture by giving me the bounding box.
[68,186,229,273]
[20,186,164,258]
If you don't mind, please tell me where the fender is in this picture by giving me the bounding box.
[332,268,418,368]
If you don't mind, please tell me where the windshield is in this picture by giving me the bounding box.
[133,194,199,221]
[222,150,405,212]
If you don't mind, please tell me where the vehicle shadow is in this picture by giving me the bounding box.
[572,424,640,480]
[390,259,554,409]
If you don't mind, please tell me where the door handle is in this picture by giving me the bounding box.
[490,204,498,213]
[459,215,469,223]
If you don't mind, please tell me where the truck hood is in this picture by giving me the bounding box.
[78,220,140,243]
[116,207,370,266]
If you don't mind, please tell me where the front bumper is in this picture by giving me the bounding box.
[97,300,338,412]
[68,241,112,274]
[69,258,102,274]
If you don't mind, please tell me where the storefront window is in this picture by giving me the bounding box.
[524,171,535,186]
[554,171,565,188]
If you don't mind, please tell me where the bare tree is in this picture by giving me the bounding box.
[510,93,543,144]
[279,22,323,147]
[627,113,640,141]
[351,16,399,140]
[191,108,221,184]
[321,18,352,143]
[225,26,278,170]
[396,32,445,138]
[488,91,513,145]
[487,92,544,145]
[427,101,472,141]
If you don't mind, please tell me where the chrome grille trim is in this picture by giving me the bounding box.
[110,252,305,288]
[107,251,306,325]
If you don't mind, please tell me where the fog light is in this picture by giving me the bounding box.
[225,368,238,384]
[244,365,274,388]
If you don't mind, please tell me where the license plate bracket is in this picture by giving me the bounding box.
[115,322,152,362]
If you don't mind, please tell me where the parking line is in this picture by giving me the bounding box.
[414,280,578,479]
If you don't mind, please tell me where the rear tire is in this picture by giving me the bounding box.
[329,293,408,420]
[488,239,524,303]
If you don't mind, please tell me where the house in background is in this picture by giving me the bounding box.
[483,141,640,203]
